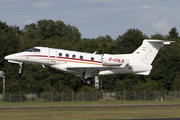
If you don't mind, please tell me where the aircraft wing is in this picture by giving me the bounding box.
[51,64,113,76]
[67,66,112,71]
[66,66,113,77]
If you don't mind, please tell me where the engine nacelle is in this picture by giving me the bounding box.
[102,54,127,66]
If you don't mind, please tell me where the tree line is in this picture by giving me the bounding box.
[0,19,180,93]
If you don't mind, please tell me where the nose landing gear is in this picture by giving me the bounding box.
[19,63,23,74]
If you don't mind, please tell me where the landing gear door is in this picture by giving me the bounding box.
[48,48,57,64]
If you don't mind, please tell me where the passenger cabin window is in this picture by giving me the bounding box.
[80,56,83,59]
[59,53,62,57]
[66,54,69,57]
[72,55,76,58]
[91,57,94,61]
[26,48,40,52]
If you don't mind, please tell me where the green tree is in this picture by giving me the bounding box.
[115,28,147,54]
[114,80,126,91]
[150,33,166,40]
[172,73,180,90]
[168,27,179,39]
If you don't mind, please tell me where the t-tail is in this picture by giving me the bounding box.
[130,39,173,75]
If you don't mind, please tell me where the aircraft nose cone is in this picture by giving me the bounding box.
[4,55,14,60]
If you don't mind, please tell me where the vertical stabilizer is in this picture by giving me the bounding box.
[130,39,172,65]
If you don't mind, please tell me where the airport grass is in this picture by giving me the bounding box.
[0,100,180,120]
[0,99,180,107]
[0,105,180,120]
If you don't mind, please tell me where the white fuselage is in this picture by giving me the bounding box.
[5,39,172,81]
[4,46,152,77]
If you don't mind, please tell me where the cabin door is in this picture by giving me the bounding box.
[48,48,57,64]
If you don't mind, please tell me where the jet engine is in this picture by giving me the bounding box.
[102,54,127,66]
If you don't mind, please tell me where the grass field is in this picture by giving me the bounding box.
[0,100,180,120]
[1,99,180,107]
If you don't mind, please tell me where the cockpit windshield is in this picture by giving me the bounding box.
[26,48,40,52]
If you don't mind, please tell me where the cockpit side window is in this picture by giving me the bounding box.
[26,48,35,52]
[34,49,40,52]
[26,48,40,52]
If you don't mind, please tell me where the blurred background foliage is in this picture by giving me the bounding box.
[0,20,180,93]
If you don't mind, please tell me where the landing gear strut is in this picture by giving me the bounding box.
[19,63,23,74]
[95,76,99,89]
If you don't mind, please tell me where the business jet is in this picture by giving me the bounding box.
[4,39,172,85]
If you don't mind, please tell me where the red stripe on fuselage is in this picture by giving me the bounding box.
[18,55,102,63]
[19,55,48,57]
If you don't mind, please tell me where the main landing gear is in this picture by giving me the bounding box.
[81,76,99,90]
[81,78,92,85]
[80,75,99,89]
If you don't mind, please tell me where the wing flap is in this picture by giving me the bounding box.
[135,71,151,75]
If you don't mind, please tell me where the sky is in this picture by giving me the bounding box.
[0,0,180,39]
